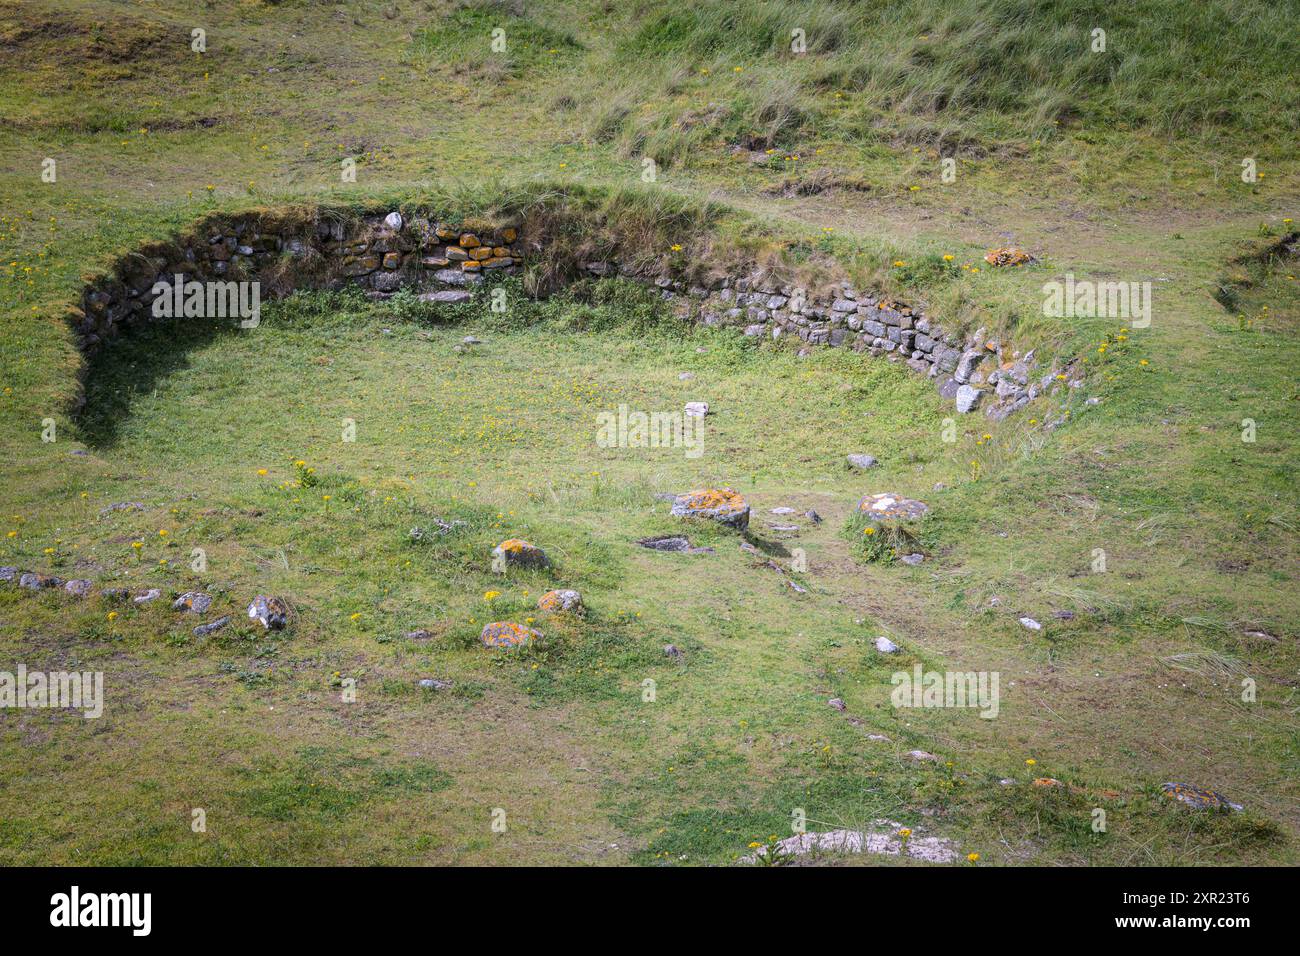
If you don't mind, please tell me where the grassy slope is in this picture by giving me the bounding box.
[0,0,1296,865]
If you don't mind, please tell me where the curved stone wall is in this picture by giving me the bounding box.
[71,206,1056,419]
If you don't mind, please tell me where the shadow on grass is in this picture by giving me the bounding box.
[75,315,246,449]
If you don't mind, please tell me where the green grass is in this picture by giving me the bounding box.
[0,0,1298,866]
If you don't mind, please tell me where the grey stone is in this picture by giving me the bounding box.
[419,290,471,305]
[431,269,470,286]
[954,350,984,383]
[1160,783,1243,811]
[20,573,62,591]
[847,454,878,470]
[955,384,983,413]
[194,616,231,637]
[248,595,289,630]
[173,591,212,614]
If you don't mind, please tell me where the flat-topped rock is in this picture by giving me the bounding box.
[855,493,929,521]
[671,488,750,529]
[492,539,550,568]
[1161,782,1243,811]
[480,621,542,650]
[847,454,878,470]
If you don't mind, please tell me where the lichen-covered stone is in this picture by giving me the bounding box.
[480,621,541,649]
[173,591,212,614]
[64,579,94,598]
[1161,782,1243,811]
[538,588,583,613]
[248,594,289,630]
[492,539,550,568]
[671,488,750,529]
[855,493,929,521]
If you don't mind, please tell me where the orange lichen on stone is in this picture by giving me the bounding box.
[493,539,549,567]
[680,488,742,510]
[462,260,481,271]
[459,233,481,248]
[502,228,518,242]
[480,621,540,649]
[670,487,750,529]
[984,247,1035,267]
[538,588,583,613]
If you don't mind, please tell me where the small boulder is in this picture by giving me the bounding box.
[418,678,453,691]
[538,588,583,613]
[173,591,212,614]
[671,488,750,529]
[248,595,289,630]
[492,539,550,569]
[828,698,847,712]
[383,211,404,231]
[480,621,542,650]
[0,567,18,582]
[900,553,925,566]
[1161,783,1243,811]
[847,454,878,470]
[955,384,983,414]
[1019,616,1042,631]
[683,401,709,418]
[193,616,230,637]
[855,493,929,521]
[133,588,162,605]
[874,636,900,654]
[19,573,62,591]
[664,644,684,660]
[63,579,94,598]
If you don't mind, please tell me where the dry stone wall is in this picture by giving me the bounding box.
[73,207,1052,419]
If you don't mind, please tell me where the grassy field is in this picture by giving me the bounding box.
[0,0,1297,866]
